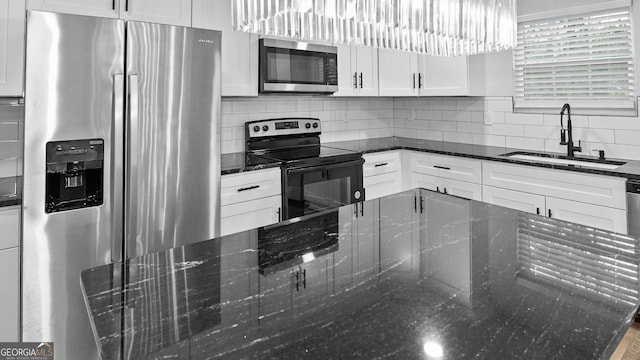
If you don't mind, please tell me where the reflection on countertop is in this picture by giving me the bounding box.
[81,189,640,360]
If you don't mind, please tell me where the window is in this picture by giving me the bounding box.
[514,2,637,115]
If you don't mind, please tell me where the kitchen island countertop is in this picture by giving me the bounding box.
[81,189,640,359]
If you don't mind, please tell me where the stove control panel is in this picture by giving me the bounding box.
[246,118,321,138]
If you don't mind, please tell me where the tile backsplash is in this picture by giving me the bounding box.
[0,104,23,196]
[221,96,394,153]
[393,97,640,160]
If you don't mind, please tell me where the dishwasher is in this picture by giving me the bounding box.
[628,180,640,237]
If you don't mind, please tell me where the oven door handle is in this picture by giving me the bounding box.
[286,158,364,175]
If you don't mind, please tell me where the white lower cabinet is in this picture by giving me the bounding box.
[220,169,282,237]
[0,247,19,341]
[545,196,627,233]
[363,151,402,200]
[220,195,281,237]
[482,185,627,233]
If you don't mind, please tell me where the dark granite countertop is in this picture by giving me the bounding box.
[0,194,21,208]
[81,189,640,360]
[221,137,640,180]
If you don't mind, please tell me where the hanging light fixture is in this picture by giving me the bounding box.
[232,0,516,56]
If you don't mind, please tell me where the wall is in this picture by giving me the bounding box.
[393,97,640,160]
[221,96,394,153]
[0,104,23,197]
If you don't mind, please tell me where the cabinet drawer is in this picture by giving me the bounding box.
[482,162,626,209]
[364,172,402,200]
[221,168,281,206]
[546,197,627,234]
[220,195,281,236]
[363,151,401,177]
[482,185,545,215]
[0,206,19,250]
[409,152,482,184]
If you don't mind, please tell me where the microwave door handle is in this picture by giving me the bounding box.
[125,74,140,260]
[111,74,124,262]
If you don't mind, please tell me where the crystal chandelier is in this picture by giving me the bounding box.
[232,0,517,56]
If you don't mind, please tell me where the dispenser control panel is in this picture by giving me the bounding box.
[45,139,104,213]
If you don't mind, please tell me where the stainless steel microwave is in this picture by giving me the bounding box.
[259,38,338,94]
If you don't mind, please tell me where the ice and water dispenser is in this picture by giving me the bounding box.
[45,139,104,213]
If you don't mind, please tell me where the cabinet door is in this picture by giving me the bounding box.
[418,54,468,96]
[355,200,379,282]
[423,190,472,299]
[220,195,281,237]
[440,178,482,201]
[364,172,402,200]
[119,0,191,26]
[378,48,418,96]
[482,186,545,216]
[379,191,419,274]
[333,44,357,97]
[0,206,19,250]
[355,46,379,96]
[0,247,19,341]
[293,257,332,311]
[0,0,25,96]
[258,267,292,328]
[546,197,627,233]
[27,0,118,17]
[194,0,259,96]
[333,205,355,292]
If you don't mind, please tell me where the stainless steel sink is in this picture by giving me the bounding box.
[500,151,626,170]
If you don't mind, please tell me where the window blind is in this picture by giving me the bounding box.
[514,5,637,115]
[517,213,639,306]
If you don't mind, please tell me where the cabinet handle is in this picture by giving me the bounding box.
[302,269,307,289]
[237,185,259,192]
[374,162,388,168]
[413,73,416,89]
[414,195,417,213]
[443,188,448,194]
[360,202,364,216]
[548,209,552,218]
[418,73,423,88]
[277,207,281,222]
[112,0,116,10]
[125,0,129,12]
[295,271,300,291]
[353,72,358,89]
[536,207,540,215]
[433,165,450,170]
[420,196,424,214]
[359,72,363,88]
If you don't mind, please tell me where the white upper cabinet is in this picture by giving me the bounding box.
[0,0,25,97]
[418,55,468,96]
[27,0,118,18]
[379,48,469,96]
[28,0,191,26]
[334,44,378,97]
[119,0,191,26]
[192,0,258,96]
[378,49,418,97]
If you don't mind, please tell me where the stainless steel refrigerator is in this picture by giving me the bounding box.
[22,11,221,360]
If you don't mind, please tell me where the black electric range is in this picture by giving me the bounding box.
[245,118,365,220]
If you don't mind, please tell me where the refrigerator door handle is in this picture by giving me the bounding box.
[112,74,125,262]
[125,74,140,259]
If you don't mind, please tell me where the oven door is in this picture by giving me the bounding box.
[284,159,364,220]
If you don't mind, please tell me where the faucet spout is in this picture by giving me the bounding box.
[559,103,581,157]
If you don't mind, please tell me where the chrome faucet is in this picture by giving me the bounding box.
[560,103,581,157]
